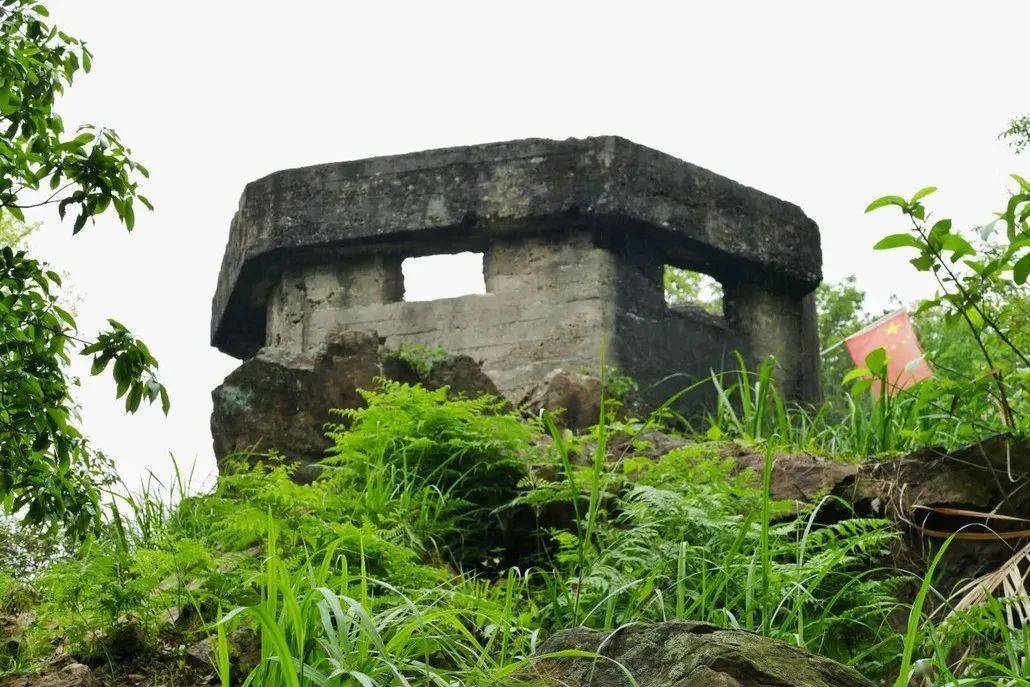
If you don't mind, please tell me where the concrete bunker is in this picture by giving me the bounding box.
[211,136,823,427]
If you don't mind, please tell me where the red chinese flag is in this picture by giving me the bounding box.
[844,310,932,394]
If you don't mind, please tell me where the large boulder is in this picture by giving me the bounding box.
[842,435,1029,521]
[724,436,1029,594]
[417,354,501,399]
[210,331,382,468]
[838,435,1030,594]
[211,330,500,476]
[521,369,605,431]
[722,436,1029,523]
[521,622,871,687]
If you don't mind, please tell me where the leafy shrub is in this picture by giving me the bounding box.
[4,379,1022,685]
[385,343,450,377]
[519,435,903,677]
[325,381,538,568]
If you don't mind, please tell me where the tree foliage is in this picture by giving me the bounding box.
[0,0,151,230]
[0,0,165,536]
[662,265,722,314]
[865,181,1029,434]
[1000,114,1030,155]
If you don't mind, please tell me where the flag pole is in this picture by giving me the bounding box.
[819,339,845,356]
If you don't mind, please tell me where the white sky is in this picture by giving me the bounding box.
[25,1,1030,488]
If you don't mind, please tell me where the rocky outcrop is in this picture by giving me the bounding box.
[210,330,385,470]
[722,436,1029,524]
[725,436,1030,593]
[1,659,95,687]
[521,622,872,687]
[1,611,32,661]
[211,330,500,476]
[842,435,1029,523]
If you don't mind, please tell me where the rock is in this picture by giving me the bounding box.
[418,354,501,399]
[521,369,605,431]
[36,664,93,687]
[185,629,261,679]
[841,435,1030,520]
[229,628,261,676]
[184,636,214,671]
[210,331,381,471]
[0,662,95,687]
[722,435,1029,523]
[521,622,872,687]
[184,630,259,675]
[728,448,860,503]
[608,429,691,462]
[836,435,1030,593]
[722,436,1029,598]
[211,330,501,476]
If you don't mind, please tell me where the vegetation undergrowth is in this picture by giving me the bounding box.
[2,372,1025,686]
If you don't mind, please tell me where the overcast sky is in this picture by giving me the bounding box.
[26,1,1030,488]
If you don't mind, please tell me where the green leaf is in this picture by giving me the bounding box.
[1014,253,1030,284]
[909,186,937,203]
[940,234,975,262]
[864,347,888,375]
[126,384,143,413]
[913,298,938,315]
[850,379,872,396]
[927,219,952,248]
[964,306,984,330]
[842,367,869,384]
[865,195,907,213]
[90,356,109,376]
[54,305,75,326]
[873,234,923,251]
[67,132,94,148]
[910,255,934,271]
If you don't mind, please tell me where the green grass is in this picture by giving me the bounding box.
[1,375,1026,686]
[704,353,981,456]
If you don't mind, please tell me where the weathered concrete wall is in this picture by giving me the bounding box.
[258,228,793,409]
[265,255,403,351]
[724,283,821,400]
[263,233,615,399]
[212,136,824,428]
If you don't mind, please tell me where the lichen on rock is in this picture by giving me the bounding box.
[521,621,873,687]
